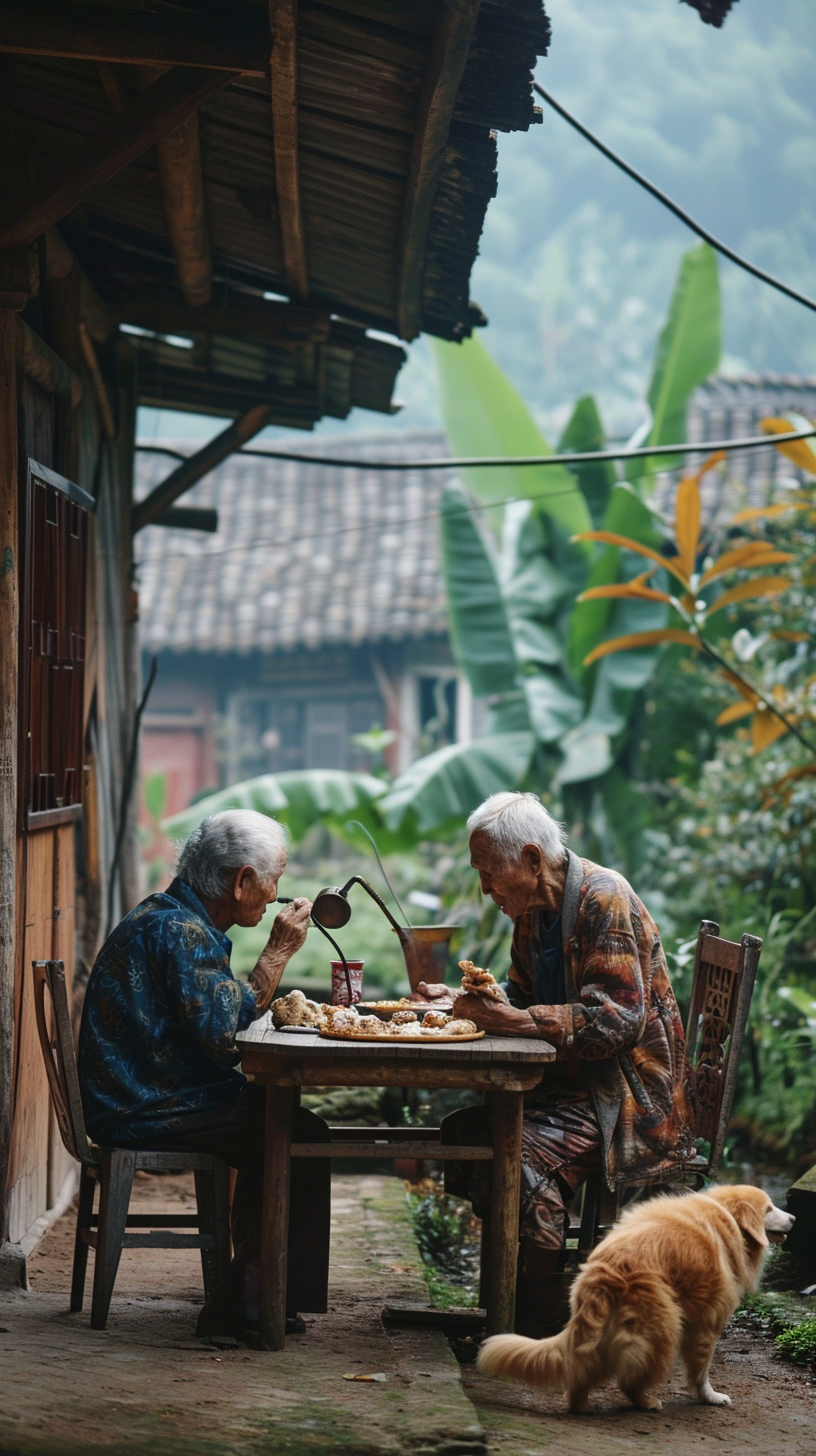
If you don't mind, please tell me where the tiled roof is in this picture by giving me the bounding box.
[655,373,816,526]
[135,431,454,655]
[137,375,816,656]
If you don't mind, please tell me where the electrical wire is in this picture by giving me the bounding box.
[134,424,816,475]
[533,81,816,318]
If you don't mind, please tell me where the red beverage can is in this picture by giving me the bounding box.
[330,959,364,1006]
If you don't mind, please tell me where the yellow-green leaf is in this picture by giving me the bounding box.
[583,628,700,666]
[699,544,794,586]
[760,417,816,474]
[716,700,755,726]
[705,575,792,617]
[675,471,701,578]
[577,582,675,605]
[751,709,790,752]
[574,530,688,586]
[731,502,808,524]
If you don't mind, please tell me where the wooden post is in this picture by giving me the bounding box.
[137,67,212,308]
[484,1089,523,1336]
[268,0,308,298]
[0,307,19,1241]
[260,1085,294,1350]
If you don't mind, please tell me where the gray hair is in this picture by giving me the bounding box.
[467,792,566,864]
[177,810,288,899]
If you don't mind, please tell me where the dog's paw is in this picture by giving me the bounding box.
[639,1396,663,1412]
[699,1384,731,1407]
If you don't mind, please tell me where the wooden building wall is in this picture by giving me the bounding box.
[0,245,138,1276]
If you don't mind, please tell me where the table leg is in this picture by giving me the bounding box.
[485,1089,523,1336]
[259,1084,294,1351]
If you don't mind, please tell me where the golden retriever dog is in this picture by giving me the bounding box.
[478,1185,794,1413]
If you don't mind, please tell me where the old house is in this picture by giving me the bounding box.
[0,0,549,1281]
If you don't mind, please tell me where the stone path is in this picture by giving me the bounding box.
[0,1170,812,1456]
[0,1173,483,1456]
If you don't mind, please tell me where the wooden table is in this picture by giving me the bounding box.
[237,1020,556,1350]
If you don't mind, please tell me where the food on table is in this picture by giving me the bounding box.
[421,1009,450,1029]
[271,988,325,1028]
[391,1008,420,1026]
[322,1003,358,1032]
[446,1018,479,1035]
[356,999,414,1011]
[458,959,509,1003]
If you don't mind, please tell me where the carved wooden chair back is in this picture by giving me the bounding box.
[32,958,94,1167]
[684,919,762,1177]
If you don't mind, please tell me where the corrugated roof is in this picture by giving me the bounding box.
[135,430,454,655]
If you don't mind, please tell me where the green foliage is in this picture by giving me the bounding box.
[430,333,592,537]
[631,242,722,483]
[774,1320,816,1368]
[406,1178,480,1310]
[163,769,387,842]
[376,733,534,839]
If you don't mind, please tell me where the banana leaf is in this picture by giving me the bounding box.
[377,732,534,836]
[440,482,518,695]
[162,769,387,843]
[431,334,592,538]
[558,394,616,526]
[629,242,721,484]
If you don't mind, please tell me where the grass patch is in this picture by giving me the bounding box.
[775,1319,816,1369]
[406,1176,480,1310]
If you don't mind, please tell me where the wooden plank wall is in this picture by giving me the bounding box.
[6,827,75,1243]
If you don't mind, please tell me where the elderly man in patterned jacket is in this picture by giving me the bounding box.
[79,809,324,1343]
[444,791,695,1336]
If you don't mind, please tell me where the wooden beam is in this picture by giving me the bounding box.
[268,1,308,299]
[78,322,115,441]
[132,405,272,532]
[115,295,330,345]
[0,67,239,251]
[137,68,212,308]
[0,307,19,1245]
[45,230,114,344]
[20,319,82,407]
[0,3,268,76]
[397,0,481,341]
[153,507,218,533]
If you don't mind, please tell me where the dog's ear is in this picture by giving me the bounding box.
[730,1196,769,1248]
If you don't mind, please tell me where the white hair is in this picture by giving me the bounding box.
[177,810,288,899]
[467,792,566,864]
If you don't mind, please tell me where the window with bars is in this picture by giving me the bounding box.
[22,461,92,824]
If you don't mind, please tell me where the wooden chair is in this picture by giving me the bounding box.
[574,919,762,1260]
[32,959,231,1330]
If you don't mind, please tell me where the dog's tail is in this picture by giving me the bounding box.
[477,1262,679,1395]
[477,1330,568,1389]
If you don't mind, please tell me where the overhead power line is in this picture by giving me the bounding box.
[533,82,816,319]
[135,424,816,474]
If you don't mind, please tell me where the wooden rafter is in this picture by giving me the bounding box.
[137,68,212,308]
[0,67,238,251]
[115,296,330,346]
[268,0,308,299]
[397,0,481,341]
[0,3,268,76]
[132,406,272,533]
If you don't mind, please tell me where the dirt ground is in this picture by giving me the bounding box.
[0,1171,813,1456]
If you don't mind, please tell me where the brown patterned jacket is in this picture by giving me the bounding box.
[507,851,696,1188]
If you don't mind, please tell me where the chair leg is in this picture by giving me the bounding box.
[577,1171,600,1263]
[195,1162,231,1301]
[91,1148,135,1330]
[70,1164,96,1313]
[478,1208,492,1310]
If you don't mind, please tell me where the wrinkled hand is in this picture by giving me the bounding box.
[249,898,313,1009]
[412,981,452,1002]
[452,992,538,1037]
[265,897,312,962]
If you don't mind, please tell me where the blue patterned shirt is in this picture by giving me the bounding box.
[79,877,258,1144]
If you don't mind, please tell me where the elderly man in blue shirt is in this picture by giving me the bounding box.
[79,809,323,1342]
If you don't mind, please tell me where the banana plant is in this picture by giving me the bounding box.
[376,241,723,837]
